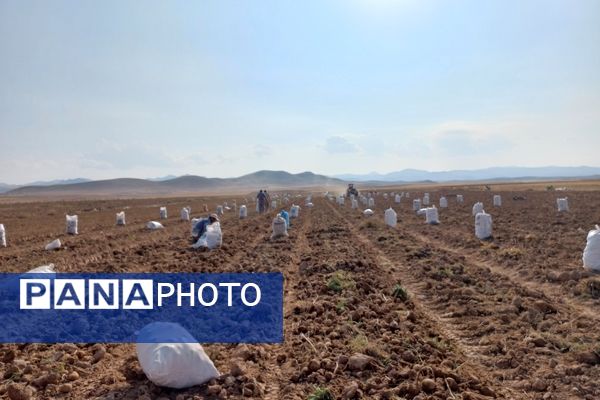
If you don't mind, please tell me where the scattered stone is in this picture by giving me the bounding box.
[58,383,72,393]
[92,345,107,364]
[342,381,360,399]
[421,378,436,393]
[230,362,245,377]
[7,384,33,400]
[347,353,372,371]
[66,371,80,381]
[575,351,600,365]
[532,379,548,392]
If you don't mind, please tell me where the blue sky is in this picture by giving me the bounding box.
[1,0,599,184]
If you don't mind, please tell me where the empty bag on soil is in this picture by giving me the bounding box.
[116,212,126,226]
[583,225,600,271]
[0,224,5,247]
[27,264,56,273]
[159,207,168,219]
[192,222,222,249]
[475,212,493,239]
[363,209,374,217]
[45,239,61,251]
[136,322,219,389]
[147,221,164,230]
[271,216,288,239]
[239,205,247,219]
[384,208,397,227]
[66,215,78,235]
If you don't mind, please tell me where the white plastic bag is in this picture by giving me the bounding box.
[439,197,448,208]
[384,208,397,227]
[351,199,358,209]
[27,264,55,273]
[368,198,375,208]
[583,225,600,271]
[193,222,222,249]
[45,239,61,251]
[417,208,427,216]
[306,202,314,208]
[337,196,345,206]
[493,195,502,207]
[425,207,439,224]
[394,194,401,204]
[271,216,288,239]
[472,202,484,216]
[160,207,168,219]
[66,215,78,235]
[422,194,430,205]
[456,194,464,203]
[181,207,190,221]
[116,211,126,226]
[413,199,421,211]
[147,221,164,230]
[0,224,6,247]
[136,322,219,389]
[363,209,374,217]
[290,205,300,218]
[475,212,493,239]
[557,198,569,212]
[239,205,247,219]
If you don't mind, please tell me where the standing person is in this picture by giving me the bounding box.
[257,189,267,214]
[264,190,272,209]
[191,214,219,242]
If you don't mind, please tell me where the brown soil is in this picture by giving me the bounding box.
[0,189,599,399]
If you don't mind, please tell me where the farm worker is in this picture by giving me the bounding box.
[257,190,267,214]
[191,214,219,242]
[279,209,290,229]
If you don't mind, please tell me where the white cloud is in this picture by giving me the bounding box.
[324,136,360,154]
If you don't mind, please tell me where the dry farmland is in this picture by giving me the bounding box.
[0,186,599,400]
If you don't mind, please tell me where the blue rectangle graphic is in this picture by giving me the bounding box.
[0,273,283,343]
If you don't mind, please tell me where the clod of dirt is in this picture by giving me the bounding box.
[58,383,72,393]
[401,350,416,363]
[347,353,373,371]
[308,359,320,372]
[230,361,246,377]
[3,349,16,363]
[91,345,107,364]
[531,301,557,314]
[7,384,33,400]
[532,379,548,392]
[66,371,80,381]
[32,372,59,388]
[575,351,600,365]
[342,381,360,399]
[421,378,436,393]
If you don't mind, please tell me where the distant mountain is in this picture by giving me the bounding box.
[4,170,344,197]
[146,175,179,182]
[335,166,600,182]
[25,178,92,186]
[0,183,18,194]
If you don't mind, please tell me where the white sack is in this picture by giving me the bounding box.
[45,239,61,251]
[368,198,375,208]
[456,194,464,203]
[136,322,219,389]
[493,195,502,207]
[193,222,222,249]
[147,221,164,230]
[384,208,397,227]
[216,205,224,216]
[363,209,374,217]
[413,199,421,211]
[557,198,569,212]
[439,197,448,208]
[27,264,56,273]
[116,211,126,226]
[351,199,358,209]
[271,216,288,239]
[306,202,314,208]
[472,202,484,216]
[583,225,600,271]
[239,205,247,219]
[422,194,430,206]
[425,207,439,224]
[66,215,78,235]
[475,212,493,240]
[0,224,5,247]
[159,207,168,219]
[181,208,190,221]
[394,194,401,204]
[290,205,300,218]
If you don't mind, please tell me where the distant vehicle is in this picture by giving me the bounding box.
[346,183,359,198]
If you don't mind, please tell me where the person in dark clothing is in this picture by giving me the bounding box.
[192,213,219,242]
[257,190,267,214]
